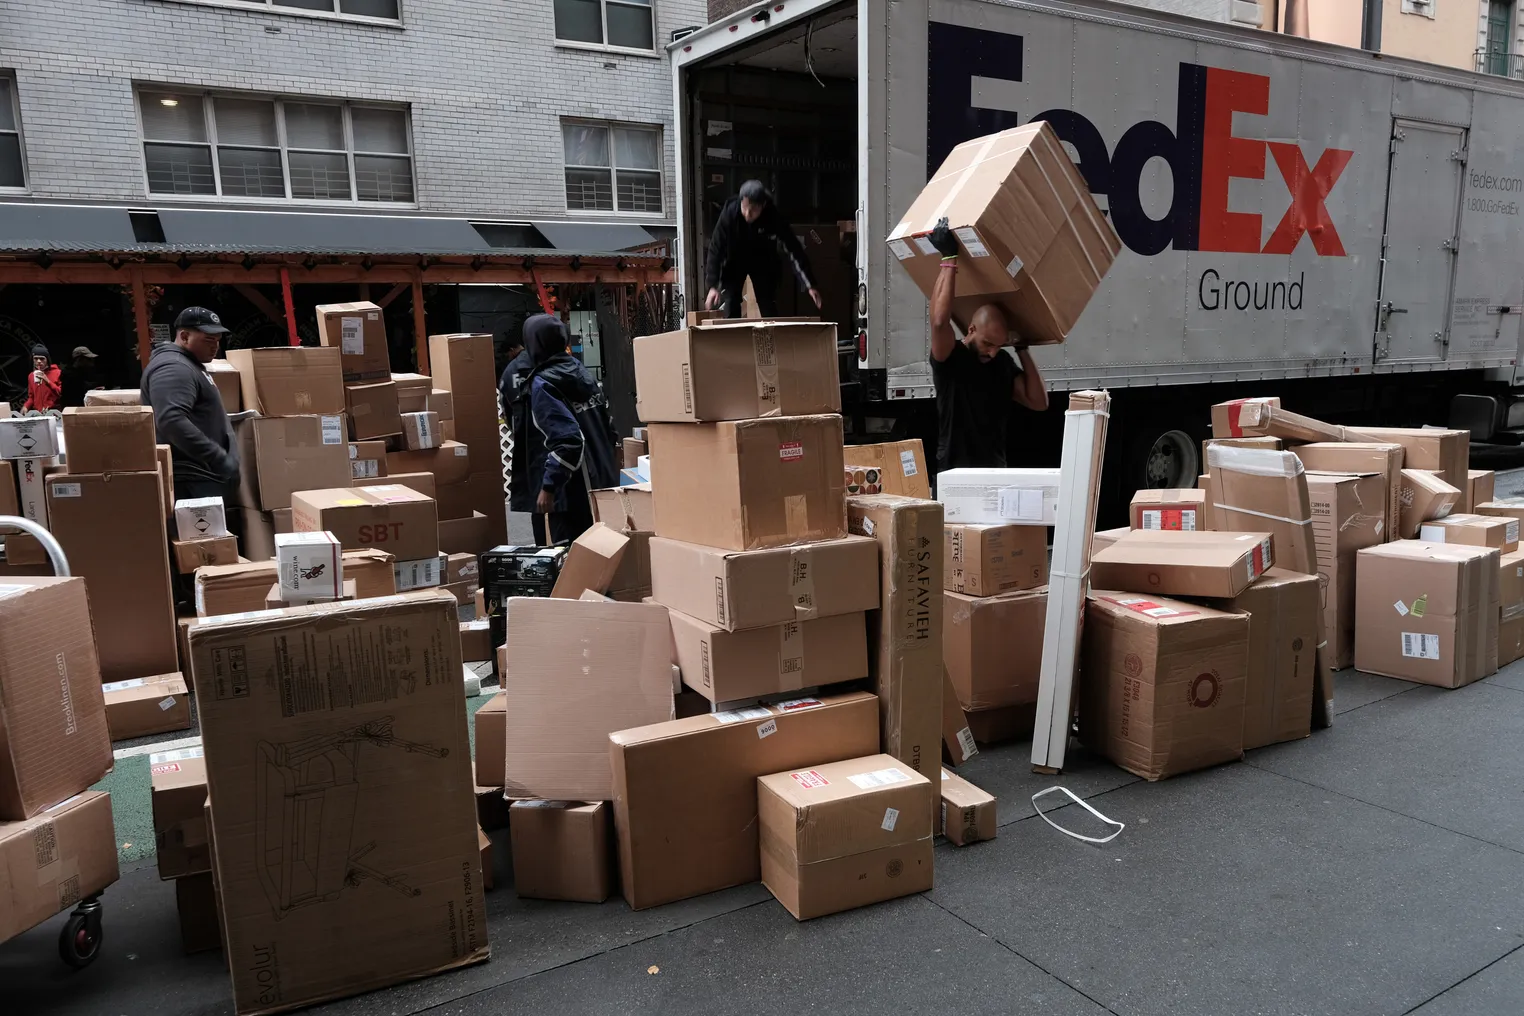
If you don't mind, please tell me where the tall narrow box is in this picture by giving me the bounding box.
[316,300,391,380]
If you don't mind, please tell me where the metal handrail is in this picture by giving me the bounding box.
[1474,48,1524,79]
[0,516,71,576]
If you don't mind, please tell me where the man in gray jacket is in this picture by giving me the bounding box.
[140,306,239,499]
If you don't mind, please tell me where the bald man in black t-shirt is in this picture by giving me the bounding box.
[926,218,1049,471]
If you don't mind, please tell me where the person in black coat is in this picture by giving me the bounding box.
[704,180,821,319]
[140,307,239,499]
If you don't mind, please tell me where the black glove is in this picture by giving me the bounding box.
[929,217,959,258]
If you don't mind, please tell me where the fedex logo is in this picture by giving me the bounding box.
[928,22,1354,258]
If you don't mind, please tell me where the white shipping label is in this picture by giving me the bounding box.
[51,482,81,498]
[1419,525,1446,543]
[340,316,364,354]
[101,678,146,693]
[713,706,771,725]
[320,416,345,445]
[899,449,918,477]
[861,517,876,537]
[756,719,778,739]
[454,445,468,456]
[847,767,911,790]
[913,235,940,256]
[1006,253,1024,278]
[158,696,178,711]
[348,444,359,459]
[881,808,900,832]
[1394,600,1410,616]
[953,226,989,257]
[1508,520,1519,545]
[1401,632,1441,660]
[956,727,978,761]
[150,745,203,765]
[997,487,1046,521]
[351,460,379,479]
[888,239,915,261]
[1434,503,1454,520]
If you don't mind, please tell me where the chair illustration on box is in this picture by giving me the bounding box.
[256,716,449,919]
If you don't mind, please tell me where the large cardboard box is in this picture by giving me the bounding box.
[194,548,394,616]
[426,333,506,544]
[549,524,628,600]
[186,591,488,1013]
[1210,398,1345,443]
[232,414,349,511]
[887,121,1120,346]
[1307,471,1387,667]
[102,672,191,740]
[1203,445,1316,574]
[1422,513,1519,553]
[936,467,1062,525]
[226,346,345,417]
[649,534,878,630]
[344,380,402,440]
[1080,592,1250,780]
[0,578,110,820]
[62,405,158,473]
[944,587,1046,711]
[1475,499,1524,526]
[843,440,931,499]
[668,608,868,704]
[1091,529,1273,599]
[292,484,439,562]
[1349,427,1470,491]
[590,483,655,533]
[1295,442,1403,543]
[649,416,846,551]
[1208,570,1320,749]
[1355,541,1498,687]
[609,691,880,910]
[473,692,505,788]
[1468,470,1496,513]
[1129,488,1208,531]
[47,471,178,682]
[943,523,1047,595]
[316,300,391,380]
[149,743,208,879]
[634,321,840,422]
[387,441,470,486]
[1501,548,1524,667]
[1399,469,1461,538]
[507,801,613,903]
[503,597,673,801]
[940,768,997,846]
[207,358,242,412]
[439,511,491,555]
[176,871,223,955]
[0,791,118,941]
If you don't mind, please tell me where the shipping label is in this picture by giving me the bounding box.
[1401,632,1441,660]
[340,316,364,354]
[778,441,803,462]
[789,548,817,618]
[753,328,780,417]
[790,769,830,789]
[712,705,771,724]
[848,767,911,789]
[779,621,804,678]
[1141,508,1196,531]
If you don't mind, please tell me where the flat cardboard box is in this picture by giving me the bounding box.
[548,524,629,599]
[650,534,879,630]
[590,483,655,533]
[62,405,158,472]
[1355,541,1498,687]
[936,467,1062,525]
[292,484,439,562]
[102,672,190,741]
[944,587,1047,711]
[1400,469,1461,538]
[0,578,110,820]
[1468,470,1496,513]
[349,439,388,481]
[887,120,1120,345]
[508,801,613,903]
[316,300,391,380]
[1129,488,1207,532]
[186,591,488,1013]
[0,791,118,941]
[1208,569,1320,749]
[239,507,293,562]
[1348,426,1471,490]
[149,743,208,879]
[757,753,934,920]
[634,321,840,422]
[940,668,978,766]
[47,471,178,682]
[649,416,846,551]
[474,692,505,788]
[206,358,242,412]
[402,411,442,450]
[1422,513,1519,554]
[176,872,222,955]
[943,523,1047,595]
[1092,526,1129,555]
[387,441,470,486]
[1091,530,1273,599]
[0,416,58,459]
[232,414,350,511]
[1080,592,1250,780]
[1295,442,1403,544]
[842,440,931,499]
[847,495,943,815]
[83,389,140,406]
[393,555,442,592]
[503,597,674,801]
[609,691,879,910]
[345,380,402,440]
[940,768,997,846]
[439,511,492,555]
[225,346,345,417]
[172,535,239,573]
[668,608,868,704]
[194,548,394,616]
[1210,398,1345,442]
[263,577,357,608]
[1306,471,1387,668]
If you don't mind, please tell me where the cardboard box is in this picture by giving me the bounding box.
[650,534,878,630]
[1502,551,1524,668]
[474,692,505,787]
[0,578,110,819]
[0,791,118,941]
[1295,442,1403,544]
[460,618,492,661]
[265,578,356,609]
[174,495,228,540]
[508,801,613,903]
[943,523,1047,595]
[944,588,1046,711]
[1307,471,1387,667]
[349,440,388,481]
[445,551,478,584]
[503,597,674,801]
[1399,468,1461,538]
[428,388,453,419]
[1422,512,1519,554]
[15,456,51,529]
[48,471,178,682]
[590,483,655,533]
[206,358,242,412]
[1468,470,1496,513]
[194,548,394,616]
[1502,614,1524,667]
[1349,427,1470,491]
[185,591,488,1013]
[757,753,934,920]
[102,672,190,741]
[387,441,470,486]
[622,438,647,469]
[940,768,997,846]
[940,668,977,766]
[634,321,840,422]
[344,380,402,440]
[375,470,437,503]
[1210,398,1345,443]
[150,743,208,879]
[62,405,157,472]
[1092,526,1129,555]
[1129,488,1207,532]
[1355,541,1499,687]
[609,691,880,910]
[843,440,931,499]
[649,416,846,551]
[316,301,391,380]
[239,507,292,561]
[668,608,868,703]
[549,524,629,599]
[393,555,442,592]
[402,411,441,450]
[275,530,343,600]
[1080,592,1250,780]
[1208,569,1319,749]
[83,389,139,406]
[426,333,498,455]
[1091,529,1273,599]
[936,467,1062,525]
[390,372,431,414]
[887,120,1120,346]
[176,872,222,955]
[0,460,15,518]
[1203,445,1316,575]
[226,346,345,417]
[292,484,439,562]
[0,416,58,459]
[232,414,350,511]
[172,535,239,573]
[156,443,174,517]
[1202,436,1282,466]
[1475,500,1524,527]
[440,511,492,555]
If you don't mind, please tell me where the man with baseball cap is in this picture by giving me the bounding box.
[62,345,103,407]
[140,306,239,500]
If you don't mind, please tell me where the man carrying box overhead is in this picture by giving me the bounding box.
[928,218,1049,471]
[703,180,822,319]
[141,306,239,500]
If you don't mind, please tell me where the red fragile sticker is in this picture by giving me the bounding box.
[151,763,181,775]
[1102,596,1198,620]
[779,441,804,462]
[790,769,830,789]
[777,697,823,712]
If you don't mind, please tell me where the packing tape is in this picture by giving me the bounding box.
[1028,131,1102,282]
[779,621,805,688]
[752,327,781,417]
[784,494,809,536]
[928,134,1001,226]
[789,546,817,620]
[1207,443,1305,477]
[1047,567,1092,581]
[1031,786,1124,845]
[1210,502,1314,530]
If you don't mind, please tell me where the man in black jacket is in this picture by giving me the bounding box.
[704,180,821,318]
[140,306,239,499]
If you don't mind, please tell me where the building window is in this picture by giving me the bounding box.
[563,121,663,214]
[554,0,655,52]
[1483,0,1515,76]
[139,90,414,203]
[162,0,401,22]
[1398,0,1434,16]
[0,76,25,189]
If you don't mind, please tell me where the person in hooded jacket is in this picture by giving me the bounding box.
[508,314,619,544]
[140,306,239,500]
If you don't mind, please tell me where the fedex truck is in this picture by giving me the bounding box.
[669,0,1524,511]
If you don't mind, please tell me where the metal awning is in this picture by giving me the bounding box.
[531,221,656,252]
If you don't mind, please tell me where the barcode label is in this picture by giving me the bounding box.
[1401,632,1440,660]
[847,767,911,789]
[900,449,918,477]
[956,726,978,761]
[953,226,989,257]
[340,316,364,354]
[888,238,915,261]
[1141,508,1196,531]
[713,706,770,724]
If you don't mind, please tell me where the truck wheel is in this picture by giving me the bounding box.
[1130,427,1200,491]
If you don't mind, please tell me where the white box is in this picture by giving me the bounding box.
[0,417,58,459]
[394,555,442,591]
[17,456,51,528]
[937,467,1063,525]
[275,531,343,600]
[174,496,228,540]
